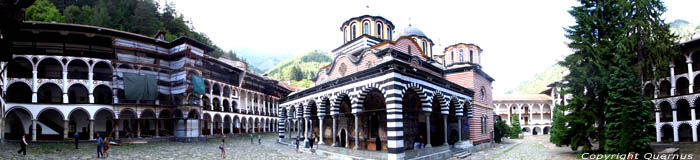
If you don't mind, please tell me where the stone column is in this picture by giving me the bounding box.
[332,116,338,147]
[673,110,678,142]
[354,113,360,150]
[688,60,694,93]
[506,104,511,125]
[443,115,448,144]
[540,104,544,123]
[88,72,94,103]
[304,118,309,138]
[115,119,120,140]
[89,120,94,140]
[64,120,69,139]
[210,121,214,136]
[692,108,698,142]
[136,120,141,138]
[155,119,159,137]
[319,117,324,144]
[32,71,38,103]
[221,121,224,135]
[425,113,432,147]
[656,112,661,142]
[670,64,676,96]
[63,71,69,103]
[458,117,462,141]
[32,120,37,141]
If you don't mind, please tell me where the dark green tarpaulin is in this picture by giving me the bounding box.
[123,73,158,100]
[192,75,205,94]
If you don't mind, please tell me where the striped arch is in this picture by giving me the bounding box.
[331,90,351,116]
[456,98,465,117]
[354,83,386,114]
[296,103,303,119]
[403,83,431,113]
[432,91,449,115]
[304,100,313,118]
[673,97,689,109]
[317,97,330,117]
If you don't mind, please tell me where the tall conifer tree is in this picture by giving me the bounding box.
[553,0,676,154]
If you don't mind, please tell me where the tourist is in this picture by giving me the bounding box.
[308,133,315,151]
[103,137,110,158]
[96,134,103,158]
[16,134,28,156]
[295,136,300,153]
[74,132,79,149]
[413,136,423,149]
[258,134,261,144]
[250,134,254,144]
[219,139,226,159]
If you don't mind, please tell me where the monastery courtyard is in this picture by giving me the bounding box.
[0,134,325,160]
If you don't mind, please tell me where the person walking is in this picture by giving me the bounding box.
[16,134,28,156]
[250,134,254,144]
[309,133,315,151]
[258,134,261,144]
[219,139,226,159]
[74,132,79,149]
[96,134,103,158]
[103,137,110,158]
[295,136,300,153]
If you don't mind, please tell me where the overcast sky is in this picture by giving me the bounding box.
[168,0,700,94]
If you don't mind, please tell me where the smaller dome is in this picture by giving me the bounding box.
[398,25,427,38]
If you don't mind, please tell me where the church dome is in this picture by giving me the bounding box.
[398,25,427,38]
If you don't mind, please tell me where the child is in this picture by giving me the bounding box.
[295,136,300,153]
[103,137,110,158]
[219,139,226,159]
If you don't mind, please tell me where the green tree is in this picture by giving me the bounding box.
[131,0,161,36]
[509,115,521,139]
[25,0,65,22]
[553,0,676,154]
[63,5,94,24]
[494,119,510,143]
[549,105,568,147]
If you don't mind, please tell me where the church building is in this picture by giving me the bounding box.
[277,14,495,160]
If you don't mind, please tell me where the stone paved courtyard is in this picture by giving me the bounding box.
[463,135,578,160]
[0,133,328,160]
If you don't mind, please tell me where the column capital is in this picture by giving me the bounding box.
[687,60,694,64]
[669,63,675,68]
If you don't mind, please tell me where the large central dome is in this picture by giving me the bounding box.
[398,25,427,38]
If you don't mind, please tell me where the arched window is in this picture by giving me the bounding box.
[422,41,428,56]
[459,49,464,62]
[351,23,357,40]
[363,21,370,35]
[386,27,391,39]
[376,22,383,38]
[480,87,486,101]
[470,50,474,63]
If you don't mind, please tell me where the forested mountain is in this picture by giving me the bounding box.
[266,50,332,87]
[24,0,255,70]
[669,19,700,42]
[505,64,567,94]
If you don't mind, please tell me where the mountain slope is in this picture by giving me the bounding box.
[266,50,332,87]
[506,64,567,94]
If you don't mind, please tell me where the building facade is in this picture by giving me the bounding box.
[646,38,700,143]
[493,94,553,136]
[277,14,494,160]
[1,22,290,142]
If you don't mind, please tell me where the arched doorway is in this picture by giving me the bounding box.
[402,88,425,150]
[119,109,137,138]
[94,109,115,138]
[67,60,88,79]
[337,95,353,148]
[308,101,319,139]
[69,109,90,140]
[37,58,62,79]
[660,124,673,142]
[447,99,459,145]
[678,123,693,142]
[233,116,240,133]
[659,80,671,97]
[677,77,690,95]
[93,61,113,81]
[430,95,446,146]
[37,109,65,140]
[158,110,173,137]
[4,107,32,140]
[543,126,550,135]
[360,89,387,151]
[659,102,673,122]
[677,99,691,121]
[533,127,541,135]
[140,110,156,137]
[202,113,212,135]
[68,84,89,104]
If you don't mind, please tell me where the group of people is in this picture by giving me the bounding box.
[16,133,110,158]
[219,134,263,159]
[295,132,318,154]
